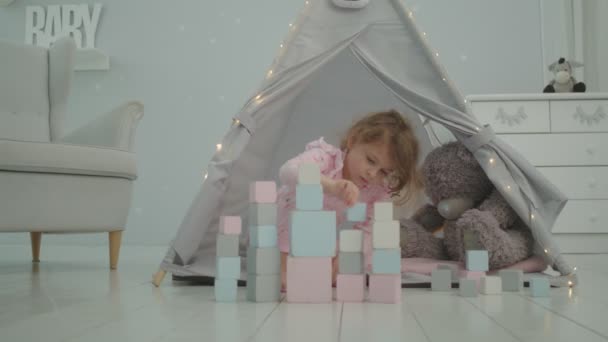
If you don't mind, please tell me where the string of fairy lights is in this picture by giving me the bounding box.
[202,0,577,285]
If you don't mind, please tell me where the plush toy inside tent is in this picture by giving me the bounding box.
[154,0,576,288]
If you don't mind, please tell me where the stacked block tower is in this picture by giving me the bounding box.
[286,163,336,303]
[247,181,281,302]
[369,202,402,303]
[214,216,242,302]
[336,203,367,302]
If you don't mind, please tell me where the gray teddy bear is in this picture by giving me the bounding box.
[400,141,535,270]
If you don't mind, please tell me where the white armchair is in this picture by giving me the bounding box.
[0,37,144,269]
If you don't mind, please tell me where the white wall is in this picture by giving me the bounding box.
[0,0,561,246]
[581,0,608,92]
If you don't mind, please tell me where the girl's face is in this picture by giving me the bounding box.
[343,140,394,189]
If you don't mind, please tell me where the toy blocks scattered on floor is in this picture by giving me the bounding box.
[459,278,478,297]
[431,268,452,291]
[368,274,401,303]
[480,276,502,295]
[465,250,489,272]
[499,269,523,292]
[530,277,550,297]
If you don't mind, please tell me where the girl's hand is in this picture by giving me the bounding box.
[331,179,359,207]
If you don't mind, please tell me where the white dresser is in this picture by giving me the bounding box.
[466,93,608,253]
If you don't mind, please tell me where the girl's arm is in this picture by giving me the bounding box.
[278,147,333,186]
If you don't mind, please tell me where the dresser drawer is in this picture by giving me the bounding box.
[499,133,608,166]
[537,167,608,199]
[552,200,608,233]
[550,100,608,133]
[470,101,550,133]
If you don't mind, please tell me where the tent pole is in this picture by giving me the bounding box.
[152,269,166,287]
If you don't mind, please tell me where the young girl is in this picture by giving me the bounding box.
[276,110,423,288]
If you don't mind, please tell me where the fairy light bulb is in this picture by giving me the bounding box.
[204,172,208,180]
[216,143,222,151]
[408,11,413,18]
[489,158,495,165]
[435,52,440,57]
[267,69,274,77]
[233,118,240,125]
[568,280,573,287]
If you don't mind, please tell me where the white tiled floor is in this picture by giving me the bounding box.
[1,244,607,342]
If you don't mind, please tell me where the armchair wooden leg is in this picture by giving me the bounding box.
[152,269,166,287]
[109,231,123,270]
[30,232,42,262]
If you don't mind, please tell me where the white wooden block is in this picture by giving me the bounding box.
[480,276,502,295]
[372,220,399,249]
[339,229,363,252]
[374,202,393,221]
[298,163,321,184]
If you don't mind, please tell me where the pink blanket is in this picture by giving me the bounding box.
[401,255,548,276]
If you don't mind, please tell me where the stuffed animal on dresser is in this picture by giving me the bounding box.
[543,57,586,93]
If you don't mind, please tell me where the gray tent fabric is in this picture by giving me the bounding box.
[160,0,577,287]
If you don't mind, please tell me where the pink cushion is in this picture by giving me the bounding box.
[336,274,365,302]
[249,181,277,203]
[219,216,242,235]
[286,257,332,303]
[368,274,401,303]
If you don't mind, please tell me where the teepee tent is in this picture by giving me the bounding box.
[155,0,577,287]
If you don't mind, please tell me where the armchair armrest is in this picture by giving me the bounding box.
[57,101,144,151]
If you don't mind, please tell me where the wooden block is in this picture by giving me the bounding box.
[431,269,452,291]
[459,278,478,297]
[216,234,240,257]
[296,184,323,210]
[371,249,401,274]
[286,257,332,303]
[368,274,401,303]
[459,270,486,290]
[249,181,277,203]
[298,163,321,184]
[247,273,281,302]
[216,256,241,279]
[339,229,363,252]
[336,274,365,302]
[290,210,336,257]
[530,277,550,297]
[249,203,277,226]
[480,276,502,294]
[338,251,364,274]
[219,216,242,235]
[249,225,277,248]
[372,220,399,249]
[374,202,393,221]
[465,250,489,272]
[438,264,459,282]
[214,278,237,302]
[346,203,367,222]
[246,246,280,275]
[499,269,523,292]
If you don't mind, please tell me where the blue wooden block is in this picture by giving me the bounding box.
[296,184,323,210]
[530,277,550,297]
[249,225,278,248]
[465,250,489,272]
[372,249,401,274]
[216,256,241,279]
[346,203,367,222]
[290,210,336,257]
[214,278,237,302]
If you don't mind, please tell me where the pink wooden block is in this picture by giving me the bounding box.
[336,274,365,302]
[459,270,486,289]
[368,274,401,303]
[249,181,277,203]
[219,216,242,235]
[286,257,332,303]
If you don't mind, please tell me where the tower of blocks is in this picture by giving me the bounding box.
[369,201,401,303]
[286,163,335,303]
[247,181,281,302]
[214,216,242,302]
[336,203,366,302]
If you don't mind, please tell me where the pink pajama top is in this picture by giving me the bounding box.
[277,137,391,269]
